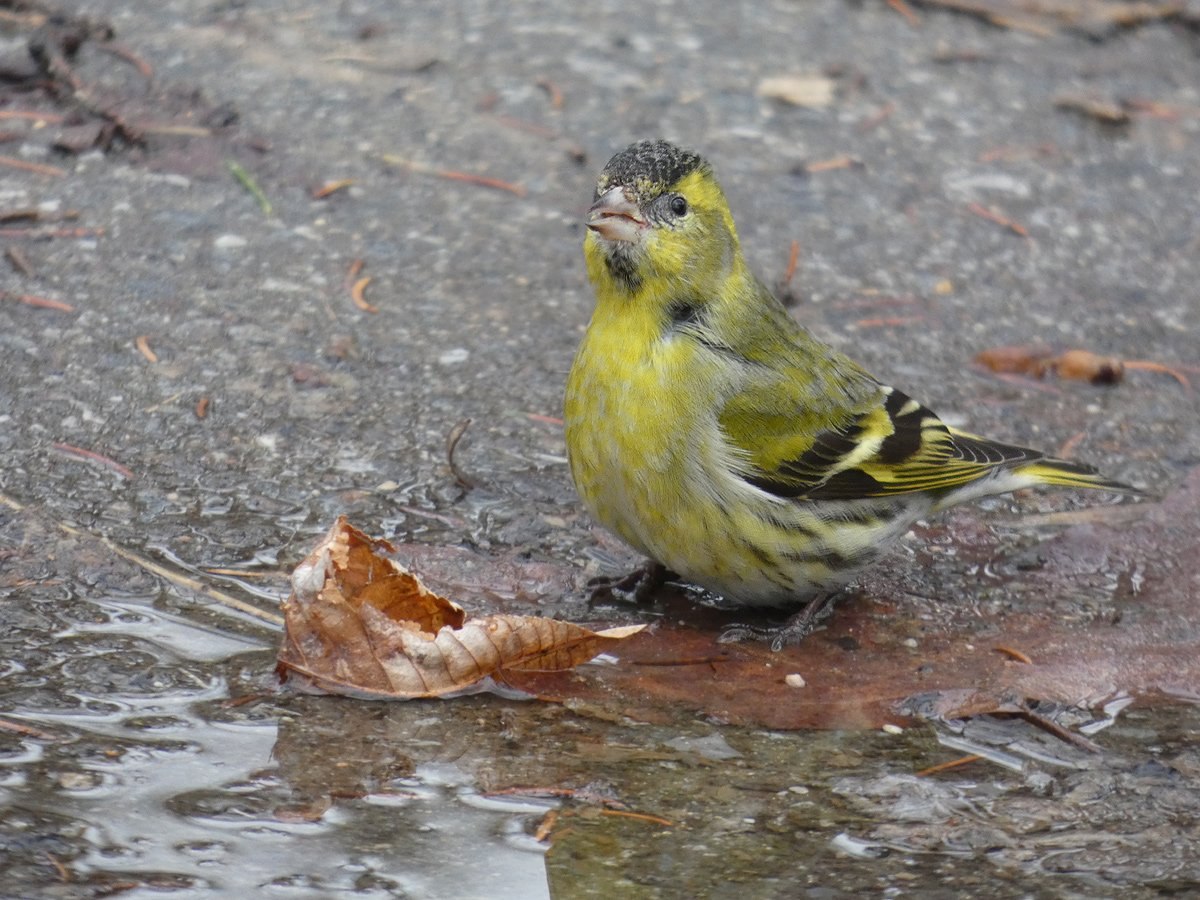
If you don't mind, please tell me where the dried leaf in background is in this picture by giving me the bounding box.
[756,74,836,108]
[974,345,1192,388]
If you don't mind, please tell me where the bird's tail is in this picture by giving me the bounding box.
[1015,458,1143,496]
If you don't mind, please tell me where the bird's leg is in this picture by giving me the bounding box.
[586,560,673,605]
[718,592,842,651]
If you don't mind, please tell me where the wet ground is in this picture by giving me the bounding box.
[2,0,1199,897]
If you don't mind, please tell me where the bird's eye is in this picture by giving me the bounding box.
[669,195,689,217]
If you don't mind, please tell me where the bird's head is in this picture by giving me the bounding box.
[584,140,741,298]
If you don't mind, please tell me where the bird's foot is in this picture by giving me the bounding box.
[586,561,673,605]
[718,592,841,651]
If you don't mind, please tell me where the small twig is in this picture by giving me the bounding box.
[221,693,271,709]
[886,0,922,26]
[1123,98,1186,121]
[915,754,983,777]
[97,42,154,80]
[142,390,185,414]
[599,808,674,828]
[0,155,66,177]
[782,239,801,287]
[0,110,65,123]
[1124,360,1191,390]
[312,179,355,199]
[0,716,59,741]
[134,335,158,363]
[380,154,527,197]
[993,645,1033,665]
[5,246,34,276]
[1,490,284,628]
[0,226,104,239]
[395,505,468,529]
[527,412,564,426]
[228,161,273,216]
[910,0,1052,35]
[350,276,377,313]
[483,786,628,810]
[1015,705,1102,753]
[1,291,74,312]
[536,77,564,109]
[195,396,210,419]
[139,123,214,137]
[803,155,861,174]
[966,202,1029,238]
[51,443,134,480]
[344,259,377,312]
[446,418,476,489]
[44,853,70,883]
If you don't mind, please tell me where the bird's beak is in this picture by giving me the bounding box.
[586,186,646,243]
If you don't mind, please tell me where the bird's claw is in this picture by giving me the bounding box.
[586,561,672,605]
[717,593,840,650]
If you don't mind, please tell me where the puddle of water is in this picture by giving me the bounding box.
[1,579,551,899]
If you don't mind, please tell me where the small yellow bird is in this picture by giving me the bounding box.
[564,139,1138,644]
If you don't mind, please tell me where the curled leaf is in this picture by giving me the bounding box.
[1050,348,1124,384]
[974,345,1133,385]
[277,517,643,698]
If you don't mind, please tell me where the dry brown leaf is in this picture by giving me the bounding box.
[1051,348,1125,384]
[276,517,643,698]
[974,345,1130,385]
[1054,93,1132,125]
[973,344,1053,377]
[756,74,836,108]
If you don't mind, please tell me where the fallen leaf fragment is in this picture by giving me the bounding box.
[312,179,355,199]
[277,517,643,699]
[974,344,1191,388]
[1052,348,1123,384]
[757,74,836,108]
[1054,93,1131,125]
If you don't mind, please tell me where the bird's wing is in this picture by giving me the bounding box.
[724,382,1041,501]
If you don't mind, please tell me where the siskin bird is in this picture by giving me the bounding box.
[563,139,1139,645]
